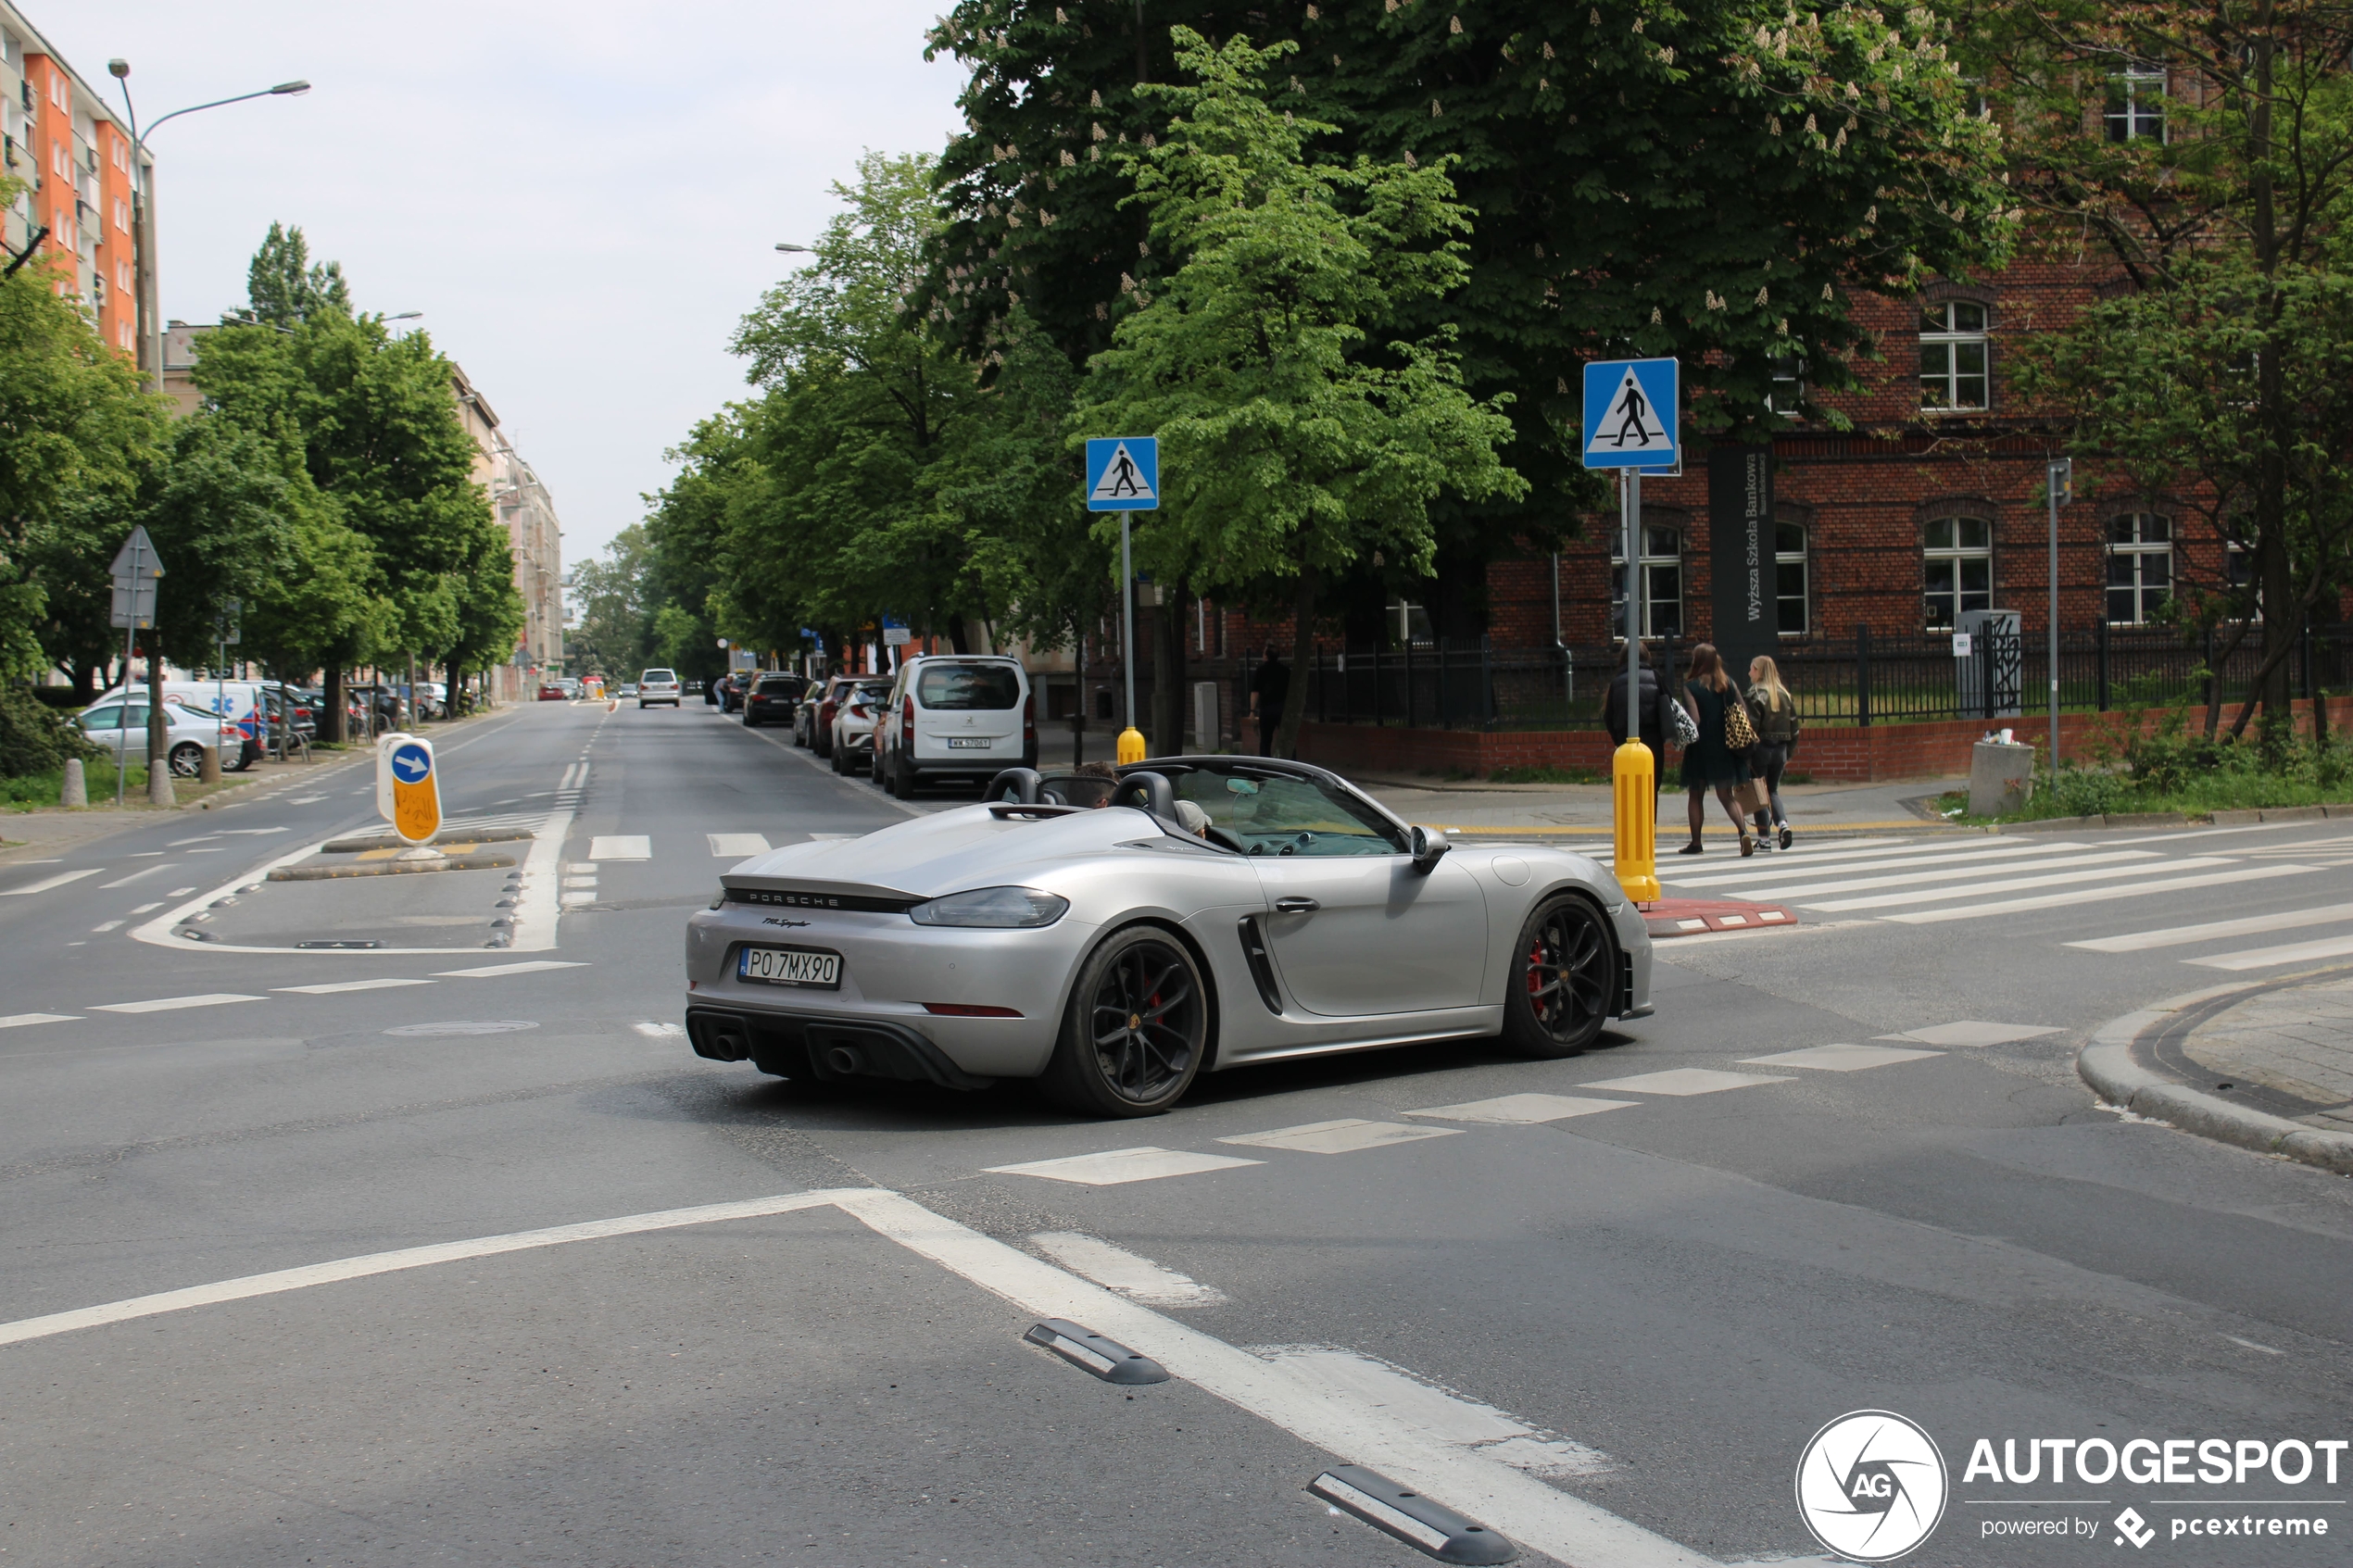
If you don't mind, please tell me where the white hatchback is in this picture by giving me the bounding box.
[77,697,237,778]
[637,668,683,708]
[874,655,1035,797]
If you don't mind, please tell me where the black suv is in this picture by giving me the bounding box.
[742,672,809,727]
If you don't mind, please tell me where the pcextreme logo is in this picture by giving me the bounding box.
[1794,1410,1951,1562]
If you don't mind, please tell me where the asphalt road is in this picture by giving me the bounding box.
[3,701,2347,1567]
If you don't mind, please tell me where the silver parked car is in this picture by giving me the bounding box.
[828,680,894,774]
[682,757,1652,1117]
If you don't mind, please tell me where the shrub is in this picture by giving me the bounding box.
[0,684,100,779]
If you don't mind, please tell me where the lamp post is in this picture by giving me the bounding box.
[107,61,309,395]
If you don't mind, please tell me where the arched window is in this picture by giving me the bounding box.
[2106,514,2172,623]
[1922,517,1993,630]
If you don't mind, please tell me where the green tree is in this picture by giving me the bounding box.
[1074,31,1526,756]
[565,524,655,680]
[242,221,352,328]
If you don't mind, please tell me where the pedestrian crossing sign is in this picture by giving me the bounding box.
[1085,437,1160,511]
[1581,358,1680,470]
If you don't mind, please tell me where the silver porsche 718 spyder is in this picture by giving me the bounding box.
[682,757,1654,1118]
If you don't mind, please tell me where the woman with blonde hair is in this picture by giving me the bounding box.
[1745,655,1802,852]
[1677,643,1754,856]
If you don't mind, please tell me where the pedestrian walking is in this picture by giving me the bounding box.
[1247,647,1290,758]
[1677,643,1754,857]
[1744,655,1801,852]
[1604,640,1674,756]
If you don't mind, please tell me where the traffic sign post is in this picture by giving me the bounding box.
[377,734,444,858]
[107,527,166,808]
[2046,458,2070,774]
[1581,359,1679,905]
[1086,437,1159,765]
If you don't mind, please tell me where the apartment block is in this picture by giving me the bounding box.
[451,362,565,701]
[1,1,148,360]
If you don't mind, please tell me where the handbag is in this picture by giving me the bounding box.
[1724,690,1759,751]
[1733,776,1769,815]
[1668,693,1699,747]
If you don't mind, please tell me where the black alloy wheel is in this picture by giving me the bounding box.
[1042,927,1209,1116]
[1499,896,1616,1059]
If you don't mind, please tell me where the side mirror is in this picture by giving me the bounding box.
[1409,825,1450,874]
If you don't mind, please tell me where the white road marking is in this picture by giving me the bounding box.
[1262,1346,1614,1477]
[985,1147,1263,1185]
[2068,900,2353,953]
[559,891,598,907]
[1406,1093,1640,1123]
[708,833,772,857]
[588,835,649,860]
[1740,1044,1943,1072]
[508,809,572,952]
[274,978,436,996]
[1667,839,2080,889]
[1877,1021,2061,1047]
[1713,847,2162,903]
[631,1021,686,1037]
[1885,864,2317,922]
[432,960,588,978]
[289,795,326,804]
[1576,1068,1794,1096]
[1802,856,2237,913]
[4,867,106,896]
[91,993,266,1014]
[1216,1119,1460,1155]
[130,902,162,914]
[2188,932,2353,971]
[168,886,196,897]
[89,920,122,933]
[0,1013,77,1029]
[564,862,599,874]
[1030,1232,1227,1306]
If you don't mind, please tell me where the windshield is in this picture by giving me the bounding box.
[754,676,801,694]
[916,662,1020,710]
[1166,768,1404,857]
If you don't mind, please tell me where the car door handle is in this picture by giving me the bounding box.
[1273,897,1321,914]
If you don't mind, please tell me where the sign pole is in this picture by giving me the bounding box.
[1119,517,1142,762]
[117,533,139,808]
[1615,470,1660,902]
[2047,458,2070,775]
[1083,435,1159,767]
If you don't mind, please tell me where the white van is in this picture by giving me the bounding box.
[873,654,1035,797]
[94,683,264,769]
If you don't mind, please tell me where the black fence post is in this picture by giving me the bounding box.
[1437,639,1453,729]
[1481,635,1496,727]
[1856,623,1873,728]
[2096,618,2109,711]
[1404,639,1416,729]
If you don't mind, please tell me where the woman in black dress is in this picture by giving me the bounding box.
[1678,643,1754,857]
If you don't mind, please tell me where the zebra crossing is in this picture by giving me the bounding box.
[1646,825,2353,964]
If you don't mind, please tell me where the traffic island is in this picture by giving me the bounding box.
[1642,897,1798,938]
[2080,974,2353,1175]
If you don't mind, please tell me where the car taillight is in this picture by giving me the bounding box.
[848,703,866,718]
[902,695,914,742]
[1024,691,1035,747]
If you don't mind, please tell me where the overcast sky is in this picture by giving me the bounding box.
[36,1,968,571]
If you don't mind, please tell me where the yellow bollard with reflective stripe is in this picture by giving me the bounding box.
[1117,725,1147,765]
[1613,738,1660,904]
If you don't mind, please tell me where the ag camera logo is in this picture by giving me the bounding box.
[1795,1410,1949,1562]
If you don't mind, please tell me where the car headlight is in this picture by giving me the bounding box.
[908,885,1068,928]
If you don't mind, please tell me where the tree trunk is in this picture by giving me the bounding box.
[143,639,174,806]
[324,664,347,745]
[1276,560,1320,759]
[1153,580,1189,757]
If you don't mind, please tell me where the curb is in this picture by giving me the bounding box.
[2079,983,2353,1176]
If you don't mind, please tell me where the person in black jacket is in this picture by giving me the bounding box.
[1604,642,1670,756]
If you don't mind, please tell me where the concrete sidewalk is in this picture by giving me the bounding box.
[1351,771,1969,839]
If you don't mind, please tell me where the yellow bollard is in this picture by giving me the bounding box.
[1117,725,1147,765]
[1612,738,1660,904]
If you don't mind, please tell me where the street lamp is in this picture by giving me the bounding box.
[107,60,311,395]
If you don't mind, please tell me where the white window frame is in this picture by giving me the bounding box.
[2105,513,2172,624]
[1611,524,1684,641]
[1774,521,1808,635]
[2108,63,2167,144]
[1919,302,1990,411]
[1922,516,1993,631]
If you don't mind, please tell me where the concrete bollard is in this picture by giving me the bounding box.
[1969,739,2037,817]
[60,757,85,808]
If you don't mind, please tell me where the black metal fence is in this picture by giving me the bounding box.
[1302,625,2353,732]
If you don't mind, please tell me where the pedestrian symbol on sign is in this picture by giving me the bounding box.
[1596,369,1670,454]
[1580,358,1680,470]
[1088,441,1157,506]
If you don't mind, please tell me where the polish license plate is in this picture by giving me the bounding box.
[946,737,992,749]
[736,945,842,989]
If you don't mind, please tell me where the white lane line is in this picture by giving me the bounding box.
[1877,1020,2059,1047]
[1405,1094,1640,1123]
[1711,847,2162,903]
[507,809,572,953]
[588,835,649,861]
[1577,1069,1794,1096]
[168,886,196,897]
[0,1013,78,1029]
[1029,1232,1227,1306]
[986,1147,1262,1185]
[1665,839,2080,889]
[1739,1044,1943,1072]
[0,1189,862,1350]
[835,1188,1717,1568]
[1216,1119,1459,1155]
[274,978,437,996]
[632,1021,686,1037]
[4,867,106,896]
[130,902,162,914]
[433,960,587,978]
[1885,864,2321,923]
[1264,1346,1614,1476]
[89,920,122,933]
[708,833,772,857]
[2187,932,2353,971]
[90,993,266,1014]
[2067,900,2353,953]
[1800,856,2237,913]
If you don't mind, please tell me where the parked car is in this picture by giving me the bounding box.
[871,654,1037,797]
[681,756,1652,1117]
[801,674,860,757]
[742,671,808,727]
[637,668,683,709]
[76,696,239,778]
[829,680,895,773]
[538,683,567,701]
[94,681,267,770]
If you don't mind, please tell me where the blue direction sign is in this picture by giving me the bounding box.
[376,736,442,845]
[1085,437,1160,511]
[1580,358,1680,470]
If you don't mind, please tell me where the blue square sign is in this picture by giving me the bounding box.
[1580,358,1680,470]
[1086,437,1160,511]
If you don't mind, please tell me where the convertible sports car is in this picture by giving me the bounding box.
[682,757,1653,1117]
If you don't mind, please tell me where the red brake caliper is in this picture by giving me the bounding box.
[1526,941,1546,1001]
